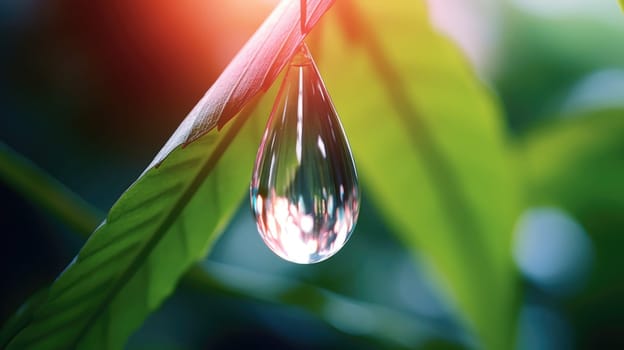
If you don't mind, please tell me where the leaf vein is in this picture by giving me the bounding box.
[69,108,252,347]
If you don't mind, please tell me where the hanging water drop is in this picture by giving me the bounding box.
[250,44,360,264]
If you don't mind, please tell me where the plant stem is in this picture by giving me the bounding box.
[0,141,102,236]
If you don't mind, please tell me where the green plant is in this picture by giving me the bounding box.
[1,1,622,349]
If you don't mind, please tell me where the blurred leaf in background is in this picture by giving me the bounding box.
[518,108,624,348]
[317,1,520,348]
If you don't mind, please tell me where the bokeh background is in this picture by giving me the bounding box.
[1,0,623,349]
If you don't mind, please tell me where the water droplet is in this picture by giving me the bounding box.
[250,44,360,264]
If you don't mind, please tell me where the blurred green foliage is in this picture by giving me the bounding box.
[321,2,519,348]
[519,108,624,348]
[496,12,624,132]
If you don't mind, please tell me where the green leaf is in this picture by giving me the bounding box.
[0,130,455,349]
[0,289,50,348]
[154,0,336,161]
[315,1,521,348]
[3,0,336,348]
[3,109,259,349]
[620,0,624,12]
[0,141,452,349]
[0,142,98,345]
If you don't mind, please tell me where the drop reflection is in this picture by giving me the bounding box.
[250,44,360,264]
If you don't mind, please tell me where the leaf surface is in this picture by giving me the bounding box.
[316,1,521,348]
[4,109,260,349]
